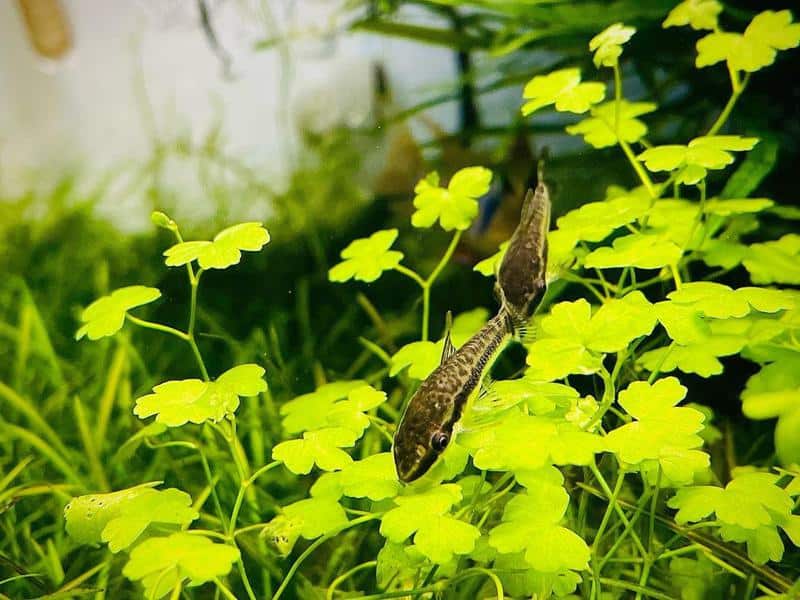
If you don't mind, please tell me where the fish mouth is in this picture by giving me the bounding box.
[393,447,439,484]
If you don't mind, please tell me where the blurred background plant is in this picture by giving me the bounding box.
[1,0,799,598]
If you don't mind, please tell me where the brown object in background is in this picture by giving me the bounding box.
[16,0,72,60]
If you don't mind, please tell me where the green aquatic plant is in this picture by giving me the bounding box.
[1,2,797,599]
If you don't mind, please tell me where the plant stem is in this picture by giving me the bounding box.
[272,515,379,600]
[707,69,747,136]
[612,64,657,198]
[325,560,377,600]
[394,230,462,341]
[229,461,281,537]
[125,315,188,340]
[591,468,626,597]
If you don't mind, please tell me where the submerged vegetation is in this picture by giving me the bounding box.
[2,1,800,599]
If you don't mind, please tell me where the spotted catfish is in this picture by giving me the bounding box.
[393,176,552,483]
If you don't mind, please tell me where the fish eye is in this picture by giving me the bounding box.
[431,431,449,452]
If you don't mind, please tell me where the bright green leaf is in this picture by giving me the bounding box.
[744,234,800,285]
[555,192,650,243]
[696,10,800,72]
[65,484,197,553]
[589,22,636,67]
[489,485,589,572]
[272,427,358,474]
[521,68,605,115]
[669,471,797,563]
[280,380,365,434]
[164,222,270,270]
[663,0,722,30]
[335,453,402,501]
[526,338,602,381]
[584,234,682,269]
[607,378,709,486]
[412,167,492,231]
[379,484,479,564]
[460,412,605,472]
[638,136,759,184]
[133,364,266,427]
[122,533,239,599]
[586,291,657,352]
[76,286,161,341]
[566,100,656,148]
[329,229,404,283]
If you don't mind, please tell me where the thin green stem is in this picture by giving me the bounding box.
[612,64,656,198]
[214,577,238,600]
[591,469,626,597]
[126,314,188,340]
[591,463,647,557]
[271,515,379,600]
[229,461,281,537]
[394,264,426,288]
[707,69,747,136]
[326,560,377,600]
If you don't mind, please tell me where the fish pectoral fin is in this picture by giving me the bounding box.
[440,310,457,364]
[478,372,495,400]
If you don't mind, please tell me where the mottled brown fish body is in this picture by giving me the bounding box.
[393,312,511,482]
[497,181,551,324]
[393,181,552,482]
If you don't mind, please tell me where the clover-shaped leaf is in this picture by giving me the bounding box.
[272,427,358,474]
[584,233,682,269]
[412,167,492,231]
[521,68,605,115]
[566,100,656,148]
[329,229,404,283]
[123,533,239,599]
[742,358,800,465]
[589,22,636,67]
[663,0,722,31]
[489,479,589,573]
[262,496,348,556]
[313,453,401,501]
[460,412,605,472]
[696,10,800,73]
[667,282,794,319]
[64,484,198,553]
[379,484,480,564]
[638,136,759,184]
[606,378,709,485]
[164,222,270,270]
[743,234,800,285]
[280,381,385,437]
[668,471,799,564]
[555,192,650,243]
[526,295,656,381]
[133,364,266,427]
[76,286,161,340]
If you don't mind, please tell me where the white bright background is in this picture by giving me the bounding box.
[0,0,465,227]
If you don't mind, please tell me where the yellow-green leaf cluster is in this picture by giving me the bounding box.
[164,222,269,270]
[133,364,267,426]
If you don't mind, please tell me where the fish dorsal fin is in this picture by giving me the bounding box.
[440,311,456,364]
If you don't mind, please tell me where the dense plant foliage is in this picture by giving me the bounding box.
[2,1,800,599]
